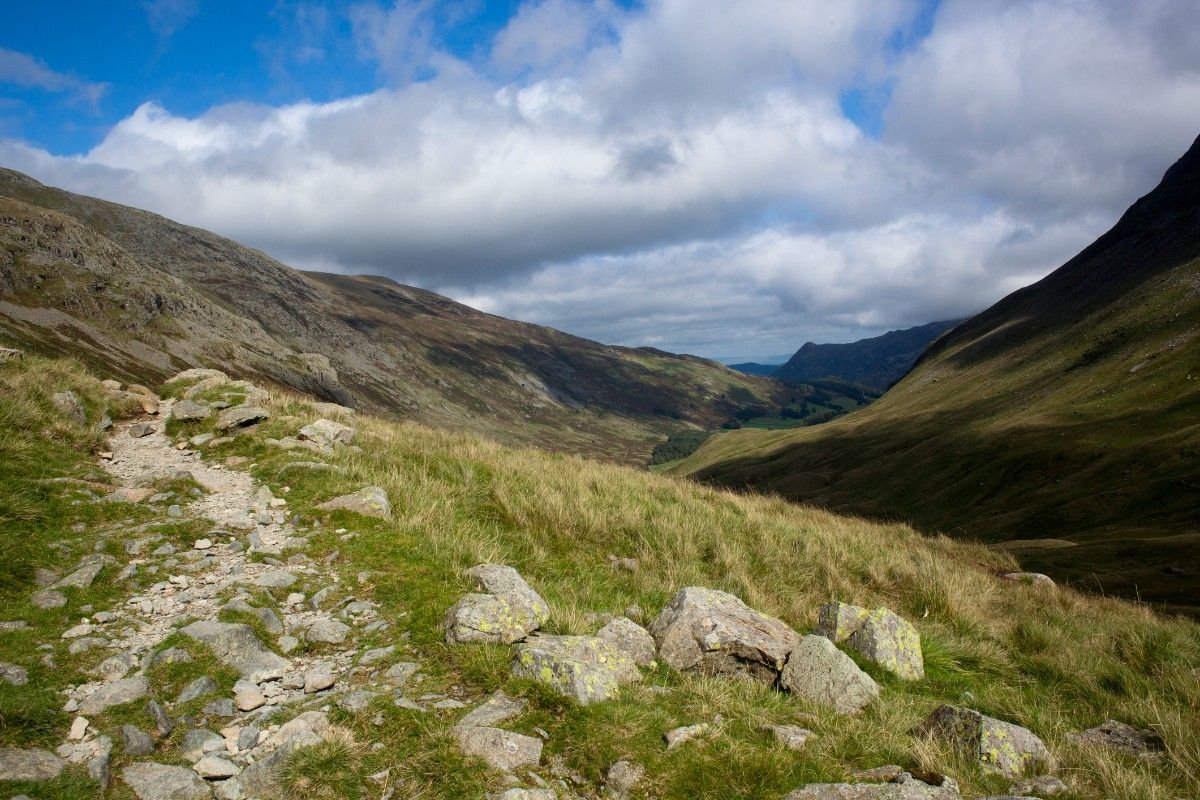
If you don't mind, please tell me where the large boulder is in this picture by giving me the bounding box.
[648,587,800,683]
[780,635,879,714]
[317,486,391,519]
[919,705,1056,779]
[511,634,640,704]
[817,602,924,681]
[598,616,657,667]
[122,762,212,799]
[180,621,290,682]
[445,564,549,645]
[0,747,65,781]
[467,564,550,622]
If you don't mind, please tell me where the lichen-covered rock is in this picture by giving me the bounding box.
[1067,719,1165,755]
[215,405,269,430]
[920,705,1056,779]
[466,564,550,624]
[816,601,872,642]
[317,486,391,519]
[0,747,65,781]
[780,635,879,714]
[847,608,924,681]
[171,400,212,422]
[446,593,540,644]
[180,621,290,683]
[298,418,355,446]
[606,759,645,798]
[768,725,815,750]
[597,616,657,666]
[454,726,542,771]
[512,634,640,704]
[648,586,800,683]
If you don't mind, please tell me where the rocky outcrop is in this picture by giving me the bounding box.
[298,418,355,447]
[919,705,1055,779]
[779,635,879,714]
[171,399,212,421]
[216,405,269,430]
[512,634,641,704]
[649,587,800,683]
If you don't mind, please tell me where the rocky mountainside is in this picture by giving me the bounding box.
[774,320,963,391]
[0,168,786,464]
[671,134,1200,613]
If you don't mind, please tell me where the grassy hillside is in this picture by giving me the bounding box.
[669,137,1200,614]
[3,353,1198,799]
[0,168,787,464]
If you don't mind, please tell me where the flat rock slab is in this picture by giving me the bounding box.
[171,400,212,422]
[780,635,879,715]
[649,586,800,683]
[80,675,150,715]
[512,634,640,704]
[122,762,213,799]
[1067,719,1165,755]
[317,486,391,519]
[216,406,269,430]
[784,776,962,799]
[0,747,65,781]
[52,561,105,590]
[454,726,542,771]
[920,704,1055,779]
[181,620,290,683]
[456,690,527,729]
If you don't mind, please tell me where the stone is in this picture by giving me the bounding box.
[122,762,213,799]
[121,725,156,756]
[768,724,815,750]
[88,735,113,790]
[93,652,137,680]
[920,705,1055,779]
[146,700,176,737]
[783,775,962,799]
[216,406,269,430]
[0,661,28,685]
[359,645,394,664]
[213,778,243,800]
[1008,775,1067,796]
[203,698,234,718]
[298,419,356,446]
[816,602,872,642]
[238,728,323,795]
[149,647,193,667]
[383,661,420,686]
[336,690,378,713]
[304,663,336,693]
[51,390,86,425]
[31,589,66,609]
[512,634,641,704]
[316,486,391,519]
[454,726,543,771]
[248,569,297,589]
[180,621,290,683]
[457,691,527,729]
[129,423,156,438]
[1067,719,1165,755]
[237,726,260,752]
[780,635,880,714]
[168,368,228,385]
[79,675,150,714]
[194,538,213,550]
[607,554,640,572]
[0,346,22,362]
[446,594,538,645]
[0,747,65,781]
[493,790,556,800]
[176,676,219,705]
[305,617,351,644]
[69,716,89,740]
[649,586,800,683]
[172,400,212,422]
[234,688,265,711]
[222,599,284,636]
[194,755,240,779]
[605,759,645,798]
[847,608,924,681]
[597,616,657,667]
[1001,572,1055,587]
[180,729,225,762]
[664,723,709,749]
[53,560,105,589]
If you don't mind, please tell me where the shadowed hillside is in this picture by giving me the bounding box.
[775,320,964,390]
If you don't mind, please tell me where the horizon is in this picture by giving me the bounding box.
[2,1,1199,360]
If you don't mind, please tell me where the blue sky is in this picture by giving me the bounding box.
[2,1,1198,360]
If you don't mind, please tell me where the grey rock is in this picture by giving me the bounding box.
[336,690,378,713]
[238,728,322,796]
[920,704,1055,779]
[88,735,113,790]
[512,634,641,704]
[146,699,176,737]
[303,662,336,693]
[129,423,155,438]
[780,635,879,715]
[222,598,284,636]
[216,406,269,430]
[92,652,137,680]
[605,759,645,798]
[149,647,193,667]
[649,586,800,683]
[456,690,527,729]
[246,569,297,589]
[816,601,872,642]
[121,725,156,756]
[383,661,420,686]
[79,675,150,714]
[454,726,543,771]
[202,698,234,718]
[52,560,105,589]
[298,419,355,446]
[51,390,86,425]
[0,747,65,781]
[180,621,290,682]
[597,616,657,667]
[1067,719,1165,755]
[784,775,962,799]
[492,790,556,800]
[305,617,350,644]
[180,729,225,762]
[445,564,550,644]
[359,645,394,665]
[0,661,28,685]
[768,724,816,750]
[664,723,709,749]
[194,755,240,779]
[31,589,66,609]
[175,676,219,705]
[122,762,213,799]
[237,726,260,752]
[1001,572,1055,588]
[1008,775,1067,796]
[817,602,924,681]
[172,400,212,422]
[316,485,391,519]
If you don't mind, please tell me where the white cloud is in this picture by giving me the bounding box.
[0,48,108,108]
[2,0,1199,359]
[142,0,200,38]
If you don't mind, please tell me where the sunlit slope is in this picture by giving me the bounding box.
[671,135,1200,612]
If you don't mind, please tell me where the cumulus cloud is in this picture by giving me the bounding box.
[2,0,1199,359]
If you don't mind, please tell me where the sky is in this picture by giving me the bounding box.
[2,1,1199,361]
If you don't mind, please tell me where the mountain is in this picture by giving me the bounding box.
[0,168,788,464]
[774,320,964,390]
[727,362,782,377]
[669,134,1200,613]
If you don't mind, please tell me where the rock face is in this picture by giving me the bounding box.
[216,405,269,430]
[122,761,213,799]
[1067,719,1166,755]
[0,747,65,781]
[171,400,212,422]
[649,587,800,683]
[779,635,879,714]
[454,726,543,771]
[597,617,657,667]
[79,675,150,714]
[817,602,924,681]
[445,564,549,645]
[920,705,1056,779]
[180,620,290,682]
[512,634,641,704]
[316,486,391,519]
